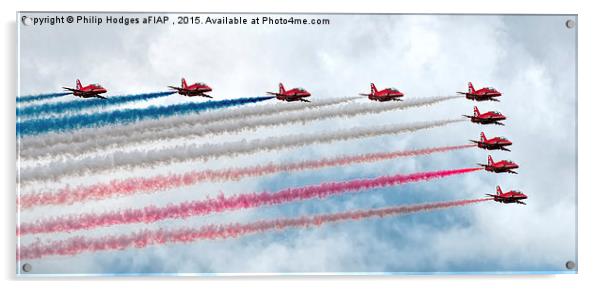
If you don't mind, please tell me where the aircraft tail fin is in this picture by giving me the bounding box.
[279,83,285,94]
[468,82,475,93]
[370,83,377,95]
[181,78,188,89]
[496,185,503,196]
[76,79,82,90]
[473,106,480,117]
[480,132,487,142]
[488,155,494,166]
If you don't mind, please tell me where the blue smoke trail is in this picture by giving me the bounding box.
[17,91,175,118]
[16,92,70,104]
[17,96,274,137]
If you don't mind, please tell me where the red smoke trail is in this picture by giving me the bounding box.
[18,198,492,260]
[18,167,481,236]
[20,144,475,209]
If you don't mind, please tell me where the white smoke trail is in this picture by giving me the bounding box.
[19,119,464,184]
[18,97,358,158]
[22,95,460,161]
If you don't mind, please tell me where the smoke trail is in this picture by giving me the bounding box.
[16,96,274,137]
[20,145,475,209]
[17,91,175,118]
[17,168,481,235]
[22,95,460,160]
[19,119,465,183]
[16,92,70,104]
[18,198,491,259]
[19,97,356,156]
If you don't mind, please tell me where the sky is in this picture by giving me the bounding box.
[17,13,577,274]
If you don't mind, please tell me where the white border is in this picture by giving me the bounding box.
[2,0,601,288]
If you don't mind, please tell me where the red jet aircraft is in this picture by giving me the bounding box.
[63,79,107,99]
[267,83,311,102]
[471,132,512,152]
[479,155,519,174]
[457,82,502,102]
[486,185,527,205]
[464,106,506,126]
[168,78,213,98]
[359,83,404,102]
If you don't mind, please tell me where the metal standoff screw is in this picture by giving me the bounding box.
[21,16,33,26]
[22,263,32,272]
[565,19,576,29]
[565,260,576,270]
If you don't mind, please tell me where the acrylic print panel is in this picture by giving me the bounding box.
[16,13,577,275]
